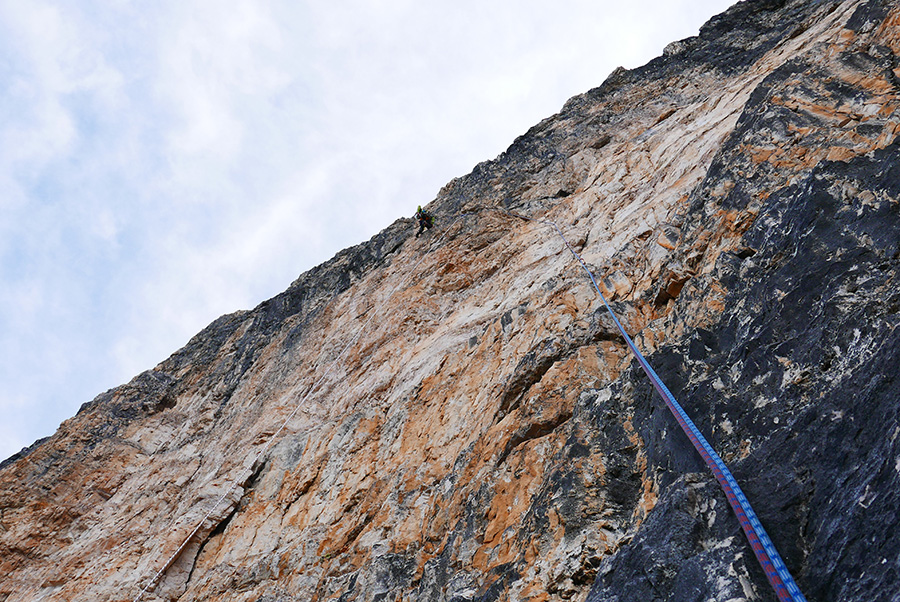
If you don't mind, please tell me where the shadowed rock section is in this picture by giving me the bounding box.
[2,1,899,601]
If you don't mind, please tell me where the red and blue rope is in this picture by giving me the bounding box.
[502,209,806,602]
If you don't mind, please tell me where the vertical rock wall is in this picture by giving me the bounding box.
[2,1,899,601]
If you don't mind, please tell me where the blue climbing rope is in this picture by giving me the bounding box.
[501,208,806,602]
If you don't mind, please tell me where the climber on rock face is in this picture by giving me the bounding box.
[415,205,434,237]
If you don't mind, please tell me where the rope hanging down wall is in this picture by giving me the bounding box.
[499,206,807,602]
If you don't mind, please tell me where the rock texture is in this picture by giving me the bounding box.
[2,1,900,601]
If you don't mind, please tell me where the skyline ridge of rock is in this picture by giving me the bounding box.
[2,1,900,601]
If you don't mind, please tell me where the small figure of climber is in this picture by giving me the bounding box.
[415,205,434,237]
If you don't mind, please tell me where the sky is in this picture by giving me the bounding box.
[0,0,735,461]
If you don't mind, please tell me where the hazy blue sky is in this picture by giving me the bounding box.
[0,0,734,460]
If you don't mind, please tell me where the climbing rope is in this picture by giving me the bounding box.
[499,206,807,602]
[130,215,463,602]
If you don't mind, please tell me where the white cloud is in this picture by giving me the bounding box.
[0,0,735,460]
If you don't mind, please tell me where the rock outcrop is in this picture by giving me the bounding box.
[2,1,899,601]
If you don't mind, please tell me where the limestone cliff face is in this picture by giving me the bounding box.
[2,1,900,601]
